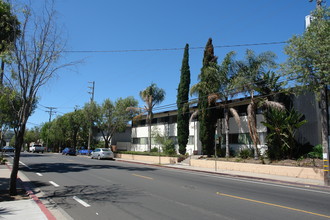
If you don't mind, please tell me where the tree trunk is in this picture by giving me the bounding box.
[0,59,4,86]
[320,86,330,186]
[248,101,259,160]
[225,108,230,158]
[9,125,25,196]
[148,119,152,152]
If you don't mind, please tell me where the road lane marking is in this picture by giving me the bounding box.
[73,196,91,207]
[132,174,153,180]
[216,192,330,219]
[19,161,31,169]
[49,181,60,187]
[163,168,330,195]
[36,173,43,176]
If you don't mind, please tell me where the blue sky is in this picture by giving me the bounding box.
[27,0,316,128]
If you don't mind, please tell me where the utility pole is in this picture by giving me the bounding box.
[87,81,95,153]
[45,107,56,152]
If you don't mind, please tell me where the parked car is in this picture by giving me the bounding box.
[29,144,45,153]
[78,148,93,155]
[62,148,76,156]
[90,148,114,160]
[2,146,15,152]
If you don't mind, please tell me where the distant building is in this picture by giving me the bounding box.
[131,97,268,155]
[130,92,329,155]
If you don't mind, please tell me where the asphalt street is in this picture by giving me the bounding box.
[7,152,330,220]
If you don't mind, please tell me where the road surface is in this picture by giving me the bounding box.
[8,152,330,220]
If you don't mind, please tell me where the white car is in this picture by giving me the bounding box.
[91,148,114,160]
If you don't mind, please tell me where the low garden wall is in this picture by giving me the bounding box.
[190,159,323,180]
[114,154,323,180]
[116,153,178,164]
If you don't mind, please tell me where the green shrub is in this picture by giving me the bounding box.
[239,148,253,159]
[308,144,323,159]
[219,146,236,157]
[150,147,159,153]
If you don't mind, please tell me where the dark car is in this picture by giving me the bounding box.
[62,148,76,156]
[2,146,15,152]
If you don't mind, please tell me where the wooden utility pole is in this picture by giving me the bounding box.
[45,107,56,152]
[87,81,95,153]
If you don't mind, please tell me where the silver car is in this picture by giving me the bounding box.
[91,148,114,160]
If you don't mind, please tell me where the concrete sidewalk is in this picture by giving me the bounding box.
[0,165,49,220]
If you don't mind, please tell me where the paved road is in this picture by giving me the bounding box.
[9,152,330,220]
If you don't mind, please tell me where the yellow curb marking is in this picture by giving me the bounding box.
[132,174,153,180]
[216,192,330,219]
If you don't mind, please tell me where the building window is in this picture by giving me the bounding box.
[220,133,267,145]
[169,136,178,145]
[158,116,169,124]
[188,136,195,145]
[169,115,177,124]
[151,118,157,125]
[132,137,148,145]
[140,137,148,145]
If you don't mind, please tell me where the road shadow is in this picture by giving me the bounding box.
[45,184,145,209]
[19,153,53,158]
[0,177,30,202]
[0,207,14,218]
[20,162,157,174]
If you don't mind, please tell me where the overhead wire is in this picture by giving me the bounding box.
[62,41,287,53]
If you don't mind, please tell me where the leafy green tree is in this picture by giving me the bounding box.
[283,6,330,184]
[0,0,20,85]
[177,44,191,155]
[139,83,165,152]
[91,97,138,148]
[24,126,41,148]
[234,49,283,160]
[67,109,86,149]
[0,87,16,147]
[51,116,71,151]
[193,38,218,157]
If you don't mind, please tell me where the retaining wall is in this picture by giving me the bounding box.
[190,159,323,180]
[116,153,178,164]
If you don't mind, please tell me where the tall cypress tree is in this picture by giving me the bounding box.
[177,44,191,155]
[198,38,218,156]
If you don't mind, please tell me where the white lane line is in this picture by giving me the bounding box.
[36,173,43,177]
[73,196,91,207]
[49,181,60,187]
[19,161,31,169]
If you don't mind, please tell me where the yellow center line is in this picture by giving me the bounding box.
[216,192,330,219]
[132,174,153,180]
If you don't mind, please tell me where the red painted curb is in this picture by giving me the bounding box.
[6,163,56,220]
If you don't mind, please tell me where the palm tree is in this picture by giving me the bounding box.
[206,52,241,157]
[234,49,284,160]
[139,83,165,152]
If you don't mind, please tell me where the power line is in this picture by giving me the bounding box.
[62,41,287,53]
